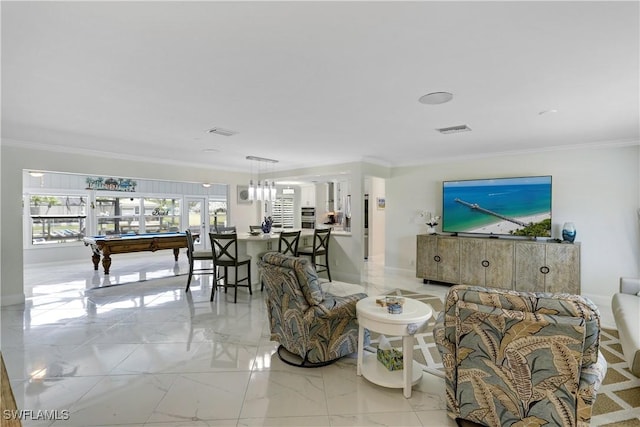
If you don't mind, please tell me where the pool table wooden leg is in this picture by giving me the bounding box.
[102,255,112,274]
[173,248,180,261]
[91,253,100,271]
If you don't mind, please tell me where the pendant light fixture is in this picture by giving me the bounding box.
[270,180,277,201]
[246,156,278,201]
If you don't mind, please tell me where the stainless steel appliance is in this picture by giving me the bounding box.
[301,207,316,229]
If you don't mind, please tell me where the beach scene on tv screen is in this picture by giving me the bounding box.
[442,176,552,237]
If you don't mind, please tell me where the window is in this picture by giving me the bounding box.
[29,195,87,244]
[272,196,294,229]
[24,171,230,249]
[143,198,181,233]
[95,196,141,235]
[209,200,228,230]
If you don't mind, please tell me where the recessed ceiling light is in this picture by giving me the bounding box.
[538,109,558,115]
[202,183,211,188]
[203,148,220,153]
[419,92,453,105]
[29,171,44,177]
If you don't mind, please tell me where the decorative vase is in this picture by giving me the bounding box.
[261,216,273,234]
[426,226,436,235]
[562,222,576,243]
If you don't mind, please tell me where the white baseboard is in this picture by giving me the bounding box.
[332,271,362,285]
[1,293,26,307]
[384,266,415,278]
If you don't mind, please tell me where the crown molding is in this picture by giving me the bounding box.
[398,138,640,168]
[1,138,244,173]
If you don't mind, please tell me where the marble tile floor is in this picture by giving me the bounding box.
[2,254,457,427]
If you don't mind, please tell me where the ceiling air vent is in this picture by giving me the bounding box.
[436,124,472,134]
[207,127,237,137]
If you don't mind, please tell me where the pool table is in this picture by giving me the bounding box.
[83,232,194,274]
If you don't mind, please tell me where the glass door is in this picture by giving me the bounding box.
[185,197,208,250]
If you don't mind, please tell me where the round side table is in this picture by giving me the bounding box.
[356,296,432,398]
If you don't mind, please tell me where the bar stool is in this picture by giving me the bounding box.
[184,229,216,295]
[209,232,252,303]
[296,228,332,281]
[260,230,301,291]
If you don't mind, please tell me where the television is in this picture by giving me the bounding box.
[442,176,552,237]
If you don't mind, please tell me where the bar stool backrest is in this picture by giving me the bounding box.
[312,228,331,255]
[185,229,196,258]
[278,230,301,256]
[209,232,239,265]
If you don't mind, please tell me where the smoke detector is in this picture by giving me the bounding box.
[207,127,237,136]
[436,124,472,134]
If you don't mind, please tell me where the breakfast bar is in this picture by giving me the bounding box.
[236,228,352,283]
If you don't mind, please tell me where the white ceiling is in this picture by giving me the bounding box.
[2,1,639,173]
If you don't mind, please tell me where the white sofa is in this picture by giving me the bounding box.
[612,277,640,377]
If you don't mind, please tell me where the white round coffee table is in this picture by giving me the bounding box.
[356,296,433,398]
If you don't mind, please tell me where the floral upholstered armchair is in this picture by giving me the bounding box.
[433,285,607,427]
[258,252,367,367]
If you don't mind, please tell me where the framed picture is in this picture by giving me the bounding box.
[237,185,252,204]
[376,197,386,210]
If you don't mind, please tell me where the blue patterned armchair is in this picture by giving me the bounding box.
[258,252,367,367]
[433,285,607,427]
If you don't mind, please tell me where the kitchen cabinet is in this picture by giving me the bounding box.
[300,185,315,207]
[459,238,514,290]
[416,234,581,293]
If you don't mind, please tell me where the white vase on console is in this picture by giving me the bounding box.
[426,226,436,235]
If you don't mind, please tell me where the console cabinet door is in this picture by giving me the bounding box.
[460,239,485,286]
[416,235,438,280]
[545,244,580,294]
[416,235,460,283]
[460,239,513,289]
[514,242,547,292]
[437,237,460,284]
[514,242,580,293]
[484,240,514,290]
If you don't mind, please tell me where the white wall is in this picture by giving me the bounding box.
[385,144,640,307]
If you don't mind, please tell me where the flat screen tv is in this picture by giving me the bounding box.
[442,176,552,237]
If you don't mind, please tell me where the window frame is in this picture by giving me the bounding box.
[24,190,90,248]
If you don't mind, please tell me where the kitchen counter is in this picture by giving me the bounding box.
[233,229,351,284]
[328,229,352,236]
[238,229,352,240]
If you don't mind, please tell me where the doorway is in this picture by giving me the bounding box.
[364,177,385,266]
[185,197,208,251]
